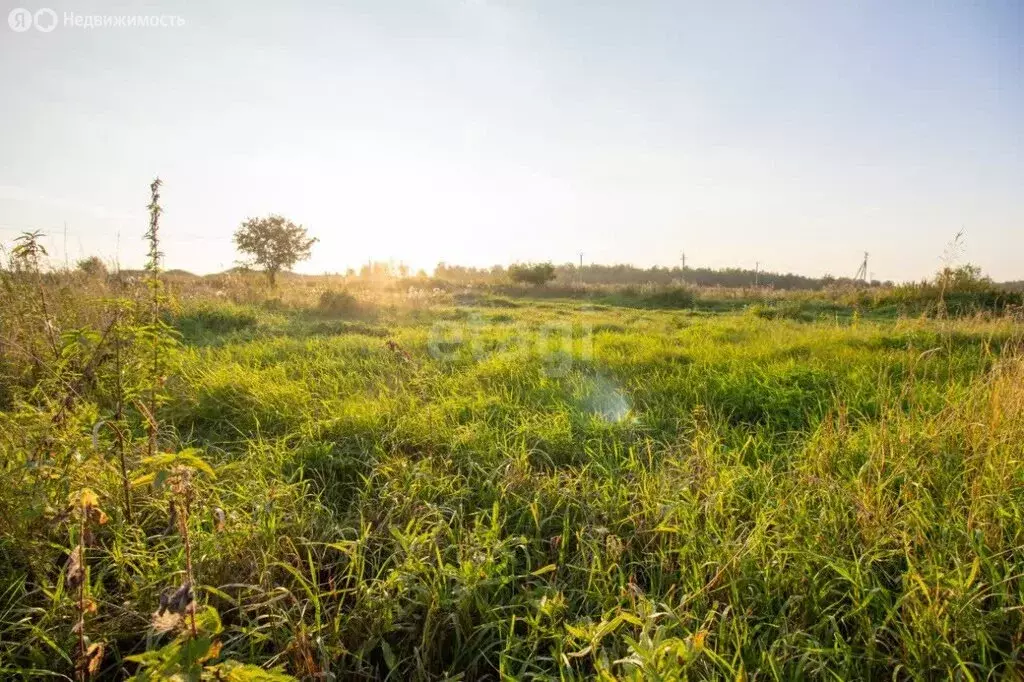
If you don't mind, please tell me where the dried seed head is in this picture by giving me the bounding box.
[213,507,226,532]
[66,545,85,590]
[163,500,178,536]
[169,465,193,497]
[154,581,196,632]
[76,641,105,678]
[88,506,108,526]
[88,643,105,675]
[165,581,195,616]
[157,588,171,615]
[151,608,182,633]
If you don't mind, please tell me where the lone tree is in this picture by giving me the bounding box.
[233,214,317,287]
[509,262,556,286]
[76,256,107,277]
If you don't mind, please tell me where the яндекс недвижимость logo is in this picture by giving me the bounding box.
[8,8,184,32]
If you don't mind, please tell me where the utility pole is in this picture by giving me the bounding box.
[63,222,69,270]
[854,251,869,284]
[680,252,686,283]
[755,261,759,287]
[578,251,584,288]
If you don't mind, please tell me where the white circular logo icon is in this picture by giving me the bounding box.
[33,8,57,32]
[8,7,32,32]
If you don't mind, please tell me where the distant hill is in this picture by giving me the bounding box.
[114,268,198,278]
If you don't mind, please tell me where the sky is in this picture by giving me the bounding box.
[1,0,1021,281]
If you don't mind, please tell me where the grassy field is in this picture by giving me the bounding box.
[3,277,1024,679]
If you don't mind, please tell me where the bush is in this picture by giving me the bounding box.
[640,287,696,309]
[508,262,556,286]
[76,256,107,277]
[317,289,360,315]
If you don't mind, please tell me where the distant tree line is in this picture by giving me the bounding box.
[432,262,891,290]
[105,257,1022,295]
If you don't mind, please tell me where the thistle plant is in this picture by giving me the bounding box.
[133,449,216,637]
[127,451,292,680]
[144,178,165,460]
[66,488,108,681]
[3,231,59,380]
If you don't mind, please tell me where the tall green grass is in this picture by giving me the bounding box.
[2,283,1023,678]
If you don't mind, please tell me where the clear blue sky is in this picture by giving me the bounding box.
[1,0,1021,280]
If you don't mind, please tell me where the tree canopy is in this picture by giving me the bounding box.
[233,215,316,286]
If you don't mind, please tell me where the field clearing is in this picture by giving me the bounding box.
[4,289,1024,679]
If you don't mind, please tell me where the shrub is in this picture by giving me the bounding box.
[317,289,360,315]
[76,256,108,278]
[641,287,695,309]
[508,262,556,286]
